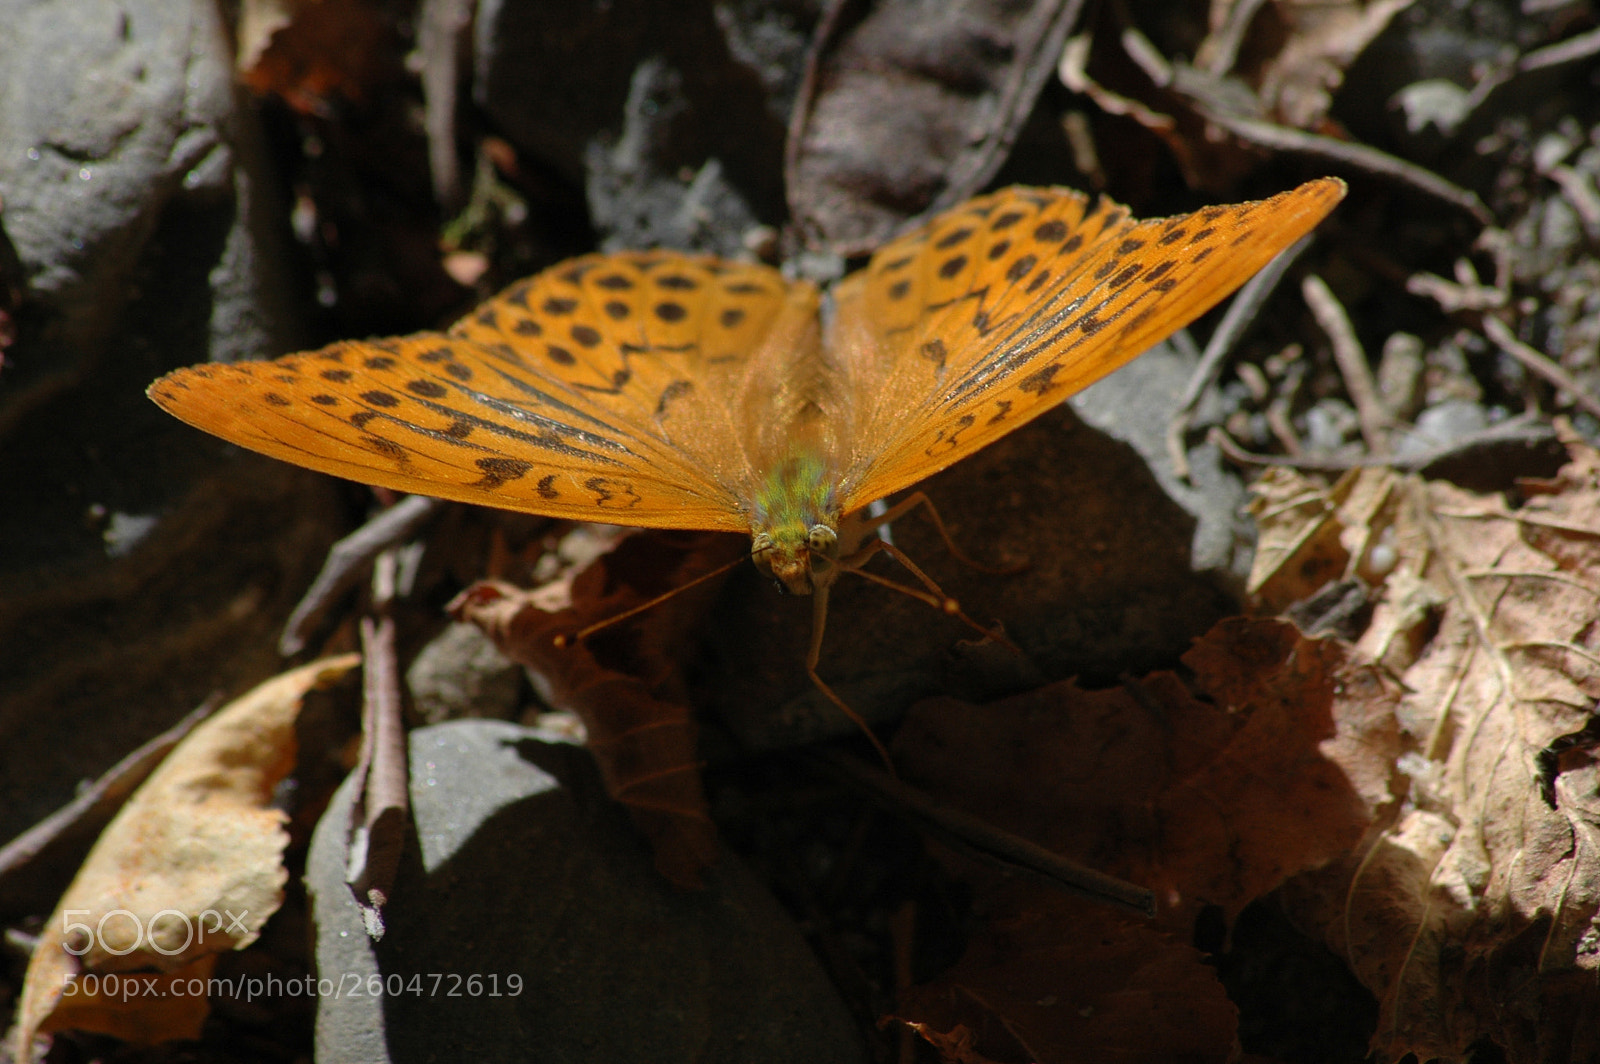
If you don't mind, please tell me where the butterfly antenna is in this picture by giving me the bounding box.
[555,552,749,647]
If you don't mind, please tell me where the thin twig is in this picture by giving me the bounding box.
[347,612,410,940]
[1519,25,1600,73]
[1197,110,1494,225]
[1482,316,1600,422]
[809,748,1157,918]
[0,696,218,882]
[1167,234,1317,478]
[1209,418,1558,473]
[280,494,443,655]
[1303,274,1388,455]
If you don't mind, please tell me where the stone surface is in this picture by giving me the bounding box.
[405,622,523,724]
[0,0,330,846]
[473,0,814,256]
[308,720,865,1064]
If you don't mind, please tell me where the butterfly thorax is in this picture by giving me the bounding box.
[748,452,843,596]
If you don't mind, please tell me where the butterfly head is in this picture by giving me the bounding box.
[749,452,842,595]
[751,523,839,596]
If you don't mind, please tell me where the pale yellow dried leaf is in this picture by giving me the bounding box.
[1247,465,1401,607]
[11,655,359,1059]
[1256,0,1417,127]
[1278,437,1600,1062]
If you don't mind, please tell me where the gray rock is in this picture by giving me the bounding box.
[473,0,813,255]
[405,622,523,724]
[0,0,301,368]
[308,720,866,1064]
[0,0,328,848]
[1072,338,1255,586]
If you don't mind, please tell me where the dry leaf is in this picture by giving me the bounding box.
[1247,464,1403,608]
[10,656,359,1061]
[893,902,1237,1064]
[1249,0,1416,129]
[452,530,740,888]
[1270,434,1600,1062]
[788,0,1083,255]
[238,0,400,114]
[890,618,1400,1060]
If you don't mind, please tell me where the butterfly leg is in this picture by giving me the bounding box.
[840,538,1018,653]
[856,492,1027,576]
[805,585,895,772]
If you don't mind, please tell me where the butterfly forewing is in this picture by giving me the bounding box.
[150,252,810,531]
[832,178,1346,511]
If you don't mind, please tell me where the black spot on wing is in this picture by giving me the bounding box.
[474,457,532,489]
[656,379,693,416]
[1018,363,1063,395]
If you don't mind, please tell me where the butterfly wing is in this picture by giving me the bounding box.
[150,251,818,531]
[827,179,1347,512]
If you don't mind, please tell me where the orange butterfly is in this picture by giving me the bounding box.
[151,179,1345,724]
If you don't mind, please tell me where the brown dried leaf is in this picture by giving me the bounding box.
[452,530,742,888]
[1248,0,1416,129]
[788,0,1083,255]
[1247,465,1403,609]
[891,618,1400,1061]
[1271,435,1600,1062]
[10,656,359,1060]
[1061,0,1410,193]
[238,0,400,114]
[893,901,1237,1064]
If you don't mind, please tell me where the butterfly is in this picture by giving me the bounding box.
[150,179,1345,735]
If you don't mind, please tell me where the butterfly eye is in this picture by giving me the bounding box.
[750,532,776,576]
[807,525,837,558]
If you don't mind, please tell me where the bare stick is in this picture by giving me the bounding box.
[1303,274,1389,455]
[1168,234,1317,477]
[811,748,1156,918]
[280,494,443,655]
[1483,316,1600,422]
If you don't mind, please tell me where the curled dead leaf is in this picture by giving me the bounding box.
[10,655,359,1061]
[1268,433,1600,1062]
[890,617,1400,1060]
[451,530,741,888]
